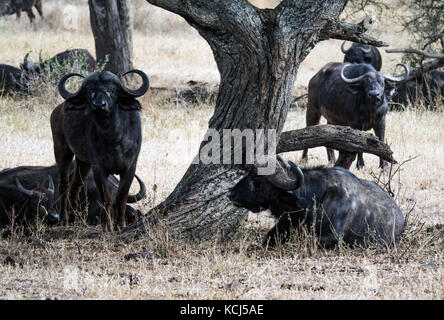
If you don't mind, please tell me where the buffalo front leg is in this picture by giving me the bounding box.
[350,124,364,169]
[264,212,302,247]
[54,149,74,225]
[92,168,113,231]
[335,151,357,170]
[374,119,388,168]
[115,168,137,229]
[326,122,336,164]
[25,9,35,23]
[301,102,321,162]
[67,159,91,222]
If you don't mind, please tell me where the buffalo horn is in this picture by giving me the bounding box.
[359,45,372,53]
[287,161,305,189]
[16,178,34,197]
[341,41,350,54]
[340,63,368,84]
[262,158,300,191]
[47,175,55,195]
[23,52,30,64]
[383,64,410,83]
[120,69,150,97]
[58,73,85,100]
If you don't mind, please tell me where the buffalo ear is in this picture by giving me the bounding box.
[345,84,361,95]
[64,100,87,110]
[117,97,142,111]
[385,84,397,98]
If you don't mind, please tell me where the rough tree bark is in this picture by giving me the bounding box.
[88,0,134,74]
[121,0,390,241]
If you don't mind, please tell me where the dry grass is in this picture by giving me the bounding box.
[0,0,443,300]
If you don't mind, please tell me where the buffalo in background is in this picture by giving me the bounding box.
[228,156,405,248]
[0,0,43,23]
[342,41,382,71]
[0,49,96,97]
[390,69,444,109]
[21,49,97,76]
[0,174,58,228]
[0,64,26,96]
[302,62,409,169]
[0,163,146,229]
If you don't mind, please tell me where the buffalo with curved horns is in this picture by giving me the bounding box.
[51,70,149,230]
[390,70,444,109]
[227,156,405,248]
[302,62,409,169]
[0,163,146,228]
[21,49,96,75]
[0,174,58,228]
[0,64,27,96]
[341,41,382,71]
[0,0,43,23]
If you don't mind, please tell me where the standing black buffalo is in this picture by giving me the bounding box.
[21,49,97,75]
[0,163,146,228]
[341,41,382,71]
[228,157,405,247]
[0,64,27,96]
[390,70,444,109]
[302,62,409,169]
[0,0,43,23]
[51,70,149,230]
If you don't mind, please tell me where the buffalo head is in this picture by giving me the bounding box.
[58,70,150,113]
[15,175,59,225]
[341,42,373,63]
[20,52,40,74]
[340,63,409,103]
[228,156,304,213]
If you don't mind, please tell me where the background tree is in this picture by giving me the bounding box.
[121,0,394,241]
[397,0,443,68]
[88,0,133,74]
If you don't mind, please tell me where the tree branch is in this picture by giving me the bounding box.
[276,125,396,164]
[319,16,388,47]
[386,48,444,59]
[145,0,219,29]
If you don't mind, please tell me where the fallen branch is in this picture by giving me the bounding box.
[277,124,396,164]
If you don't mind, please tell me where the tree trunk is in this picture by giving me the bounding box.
[121,0,389,241]
[88,0,134,75]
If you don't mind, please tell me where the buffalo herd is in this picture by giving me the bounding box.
[0,20,442,248]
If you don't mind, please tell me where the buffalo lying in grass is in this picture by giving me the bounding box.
[228,156,405,248]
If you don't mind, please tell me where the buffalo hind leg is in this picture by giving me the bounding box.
[35,1,43,18]
[356,152,365,169]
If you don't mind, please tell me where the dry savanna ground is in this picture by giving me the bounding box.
[0,0,442,300]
